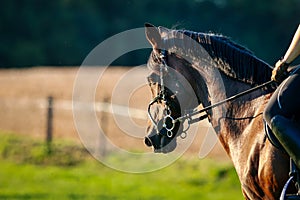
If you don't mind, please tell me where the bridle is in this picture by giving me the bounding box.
[147,49,275,139]
[147,50,181,138]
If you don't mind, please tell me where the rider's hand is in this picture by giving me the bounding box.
[271,59,289,83]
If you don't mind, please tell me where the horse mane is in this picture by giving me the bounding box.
[165,29,273,86]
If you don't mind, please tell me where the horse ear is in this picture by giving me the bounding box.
[145,23,161,49]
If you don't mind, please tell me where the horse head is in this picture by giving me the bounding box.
[144,75,183,153]
[144,23,200,153]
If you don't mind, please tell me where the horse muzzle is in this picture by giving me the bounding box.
[144,133,177,153]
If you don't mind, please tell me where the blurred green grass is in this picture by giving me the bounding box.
[0,132,243,199]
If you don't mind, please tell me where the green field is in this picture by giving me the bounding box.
[0,132,243,199]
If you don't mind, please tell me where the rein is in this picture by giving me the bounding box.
[147,50,275,138]
[175,79,274,123]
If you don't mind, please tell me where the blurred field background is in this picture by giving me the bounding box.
[0,67,226,156]
[1,0,299,199]
[0,132,242,200]
[0,67,239,199]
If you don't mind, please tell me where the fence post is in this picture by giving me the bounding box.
[99,97,109,157]
[46,96,53,154]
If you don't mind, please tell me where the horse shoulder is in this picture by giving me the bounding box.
[257,141,290,198]
[240,125,289,199]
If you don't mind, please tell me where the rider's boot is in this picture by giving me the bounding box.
[271,115,300,170]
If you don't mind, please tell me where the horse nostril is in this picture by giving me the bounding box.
[144,137,153,147]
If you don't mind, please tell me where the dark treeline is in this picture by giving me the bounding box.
[0,0,299,68]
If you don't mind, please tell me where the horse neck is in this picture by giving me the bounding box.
[165,30,273,156]
[197,67,270,155]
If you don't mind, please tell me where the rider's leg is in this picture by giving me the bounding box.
[271,115,300,169]
[264,68,300,168]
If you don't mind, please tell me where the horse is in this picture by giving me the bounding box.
[143,23,296,199]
